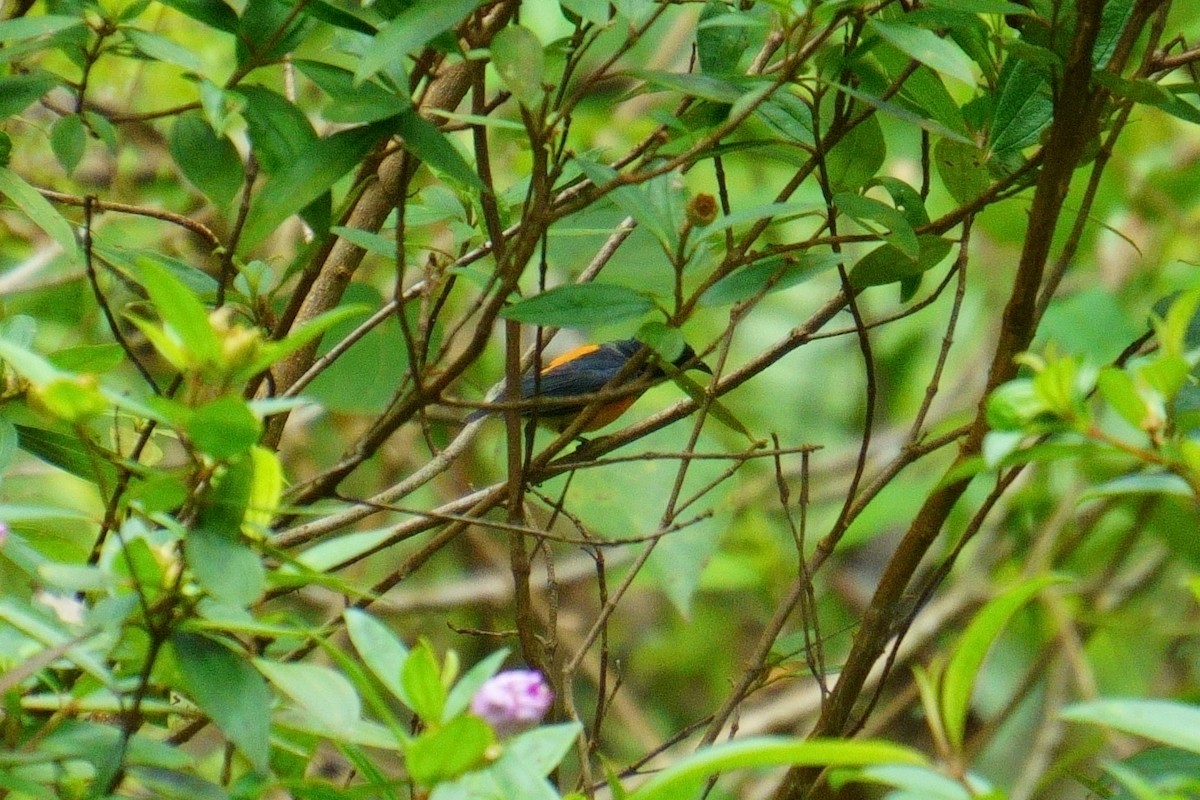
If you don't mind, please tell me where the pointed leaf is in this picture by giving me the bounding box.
[15,424,119,487]
[868,20,975,87]
[396,107,483,189]
[627,737,926,800]
[1062,699,1200,755]
[345,608,412,707]
[171,632,271,773]
[941,575,1069,750]
[500,284,654,327]
[135,256,221,366]
[491,26,545,107]
[256,659,362,732]
[170,112,244,207]
[242,120,397,250]
[0,166,78,259]
[356,0,485,83]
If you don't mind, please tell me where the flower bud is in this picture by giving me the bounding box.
[469,669,553,736]
[687,193,718,227]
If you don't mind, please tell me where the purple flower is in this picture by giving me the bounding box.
[0,521,7,546]
[469,669,553,736]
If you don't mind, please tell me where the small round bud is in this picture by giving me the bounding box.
[469,670,553,736]
[687,193,718,227]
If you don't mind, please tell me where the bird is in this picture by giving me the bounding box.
[466,338,713,432]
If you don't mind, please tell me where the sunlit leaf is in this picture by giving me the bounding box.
[501,284,655,327]
[356,0,485,83]
[941,576,1069,750]
[1063,699,1200,755]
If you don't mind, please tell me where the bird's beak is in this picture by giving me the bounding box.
[694,360,714,376]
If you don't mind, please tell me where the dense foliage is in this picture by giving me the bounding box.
[3,0,1200,798]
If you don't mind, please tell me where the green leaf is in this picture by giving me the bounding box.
[869,176,931,227]
[825,114,885,191]
[0,598,114,686]
[255,659,362,732]
[0,336,64,385]
[838,764,973,799]
[1106,747,1200,800]
[124,767,230,800]
[242,120,396,250]
[627,737,927,800]
[406,716,494,785]
[396,107,484,189]
[237,0,313,66]
[170,632,271,773]
[872,43,970,136]
[49,343,125,373]
[156,0,238,32]
[123,28,204,72]
[849,235,953,290]
[345,608,412,707]
[924,0,1031,12]
[701,254,843,306]
[941,575,1068,750]
[186,526,265,607]
[1096,72,1200,126]
[187,396,262,460]
[356,0,485,83]
[236,85,317,174]
[288,527,393,574]
[575,158,676,249]
[934,138,991,204]
[15,424,119,487]
[197,451,254,535]
[1062,699,1200,755]
[632,69,746,103]
[0,15,84,42]
[502,722,581,775]
[301,0,377,35]
[238,303,369,380]
[244,446,282,531]
[402,641,447,723]
[831,80,971,144]
[134,254,221,366]
[1093,0,1134,69]
[483,722,583,798]
[988,58,1051,156]
[94,243,220,296]
[753,90,814,146]
[33,376,108,422]
[0,418,17,470]
[834,192,918,258]
[0,166,79,260]
[40,721,191,771]
[1079,473,1193,500]
[500,284,655,327]
[868,20,975,87]
[170,112,244,207]
[491,25,545,107]
[50,114,86,175]
[294,60,411,123]
[697,1,750,75]
[0,73,58,119]
[561,0,611,24]
[1097,367,1150,429]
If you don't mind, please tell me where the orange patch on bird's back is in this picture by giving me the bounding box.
[542,344,603,373]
